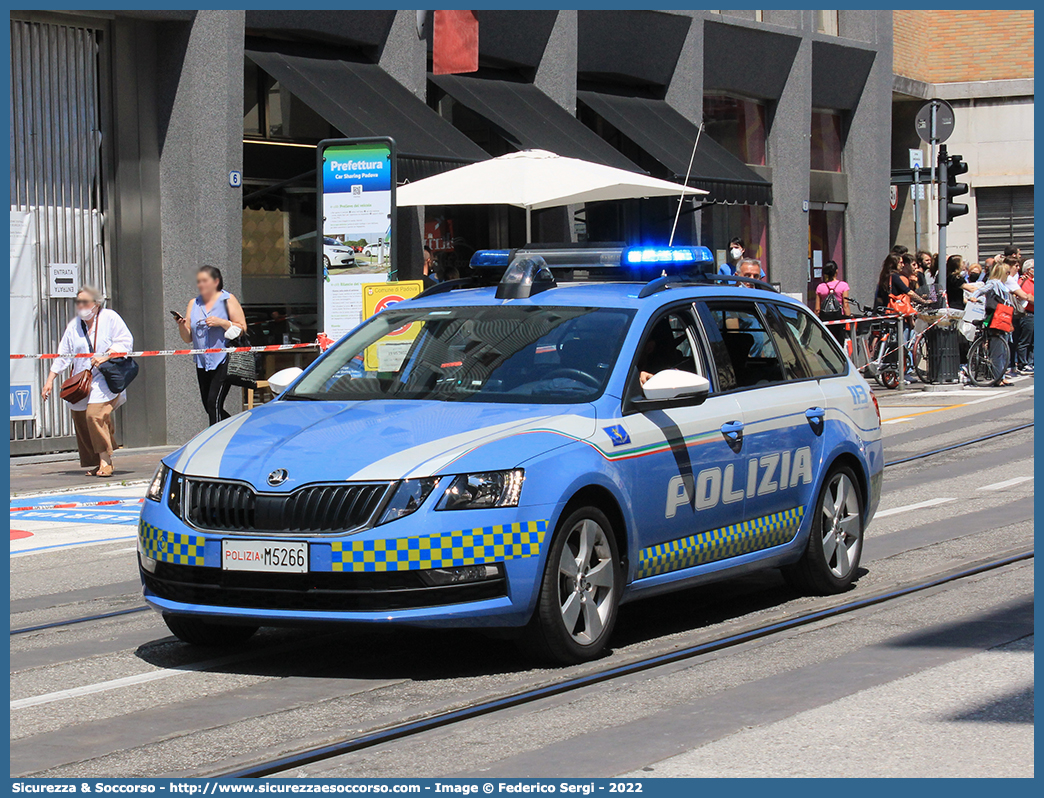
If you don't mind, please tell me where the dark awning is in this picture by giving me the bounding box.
[577,91,772,206]
[430,74,641,172]
[245,47,489,166]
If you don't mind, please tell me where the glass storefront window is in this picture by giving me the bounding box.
[807,207,845,304]
[244,58,334,143]
[244,58,261,137]
[700,203,770,278]
[810,110,843,172]
[702,95,768,166]
[816,10,839,36]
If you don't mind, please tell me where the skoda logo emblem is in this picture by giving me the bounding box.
[267,468,289,487]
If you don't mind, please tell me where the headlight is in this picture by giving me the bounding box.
[436,469,524,511]
[146,463,169,502]
[377,478,440,525]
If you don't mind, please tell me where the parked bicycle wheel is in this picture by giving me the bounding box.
[967,334,1009,387]
[912,333,930,383]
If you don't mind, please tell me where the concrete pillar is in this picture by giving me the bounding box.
[767,37,813,295]
[155,10,245,443]
[664,11,703,126]
[380,10,426,100]
[841,10,894,304]
[534,11,578,114]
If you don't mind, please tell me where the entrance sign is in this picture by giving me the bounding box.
[48,263,78,298]
[361,280,425,371]
[318,137,397,341]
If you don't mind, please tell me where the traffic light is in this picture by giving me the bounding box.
[938,144,969,225]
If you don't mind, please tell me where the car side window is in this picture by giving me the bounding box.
[701,301,787,389]
[760,303,811,381]
[631,308,703,396]
[771,303,849,378]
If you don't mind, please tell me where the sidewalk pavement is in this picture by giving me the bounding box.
[10,445,178,496]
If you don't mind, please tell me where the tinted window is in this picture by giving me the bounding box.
[289,305,635,404]
[632,309,702,396]
[772,303,848,377]
[702,302,786,389]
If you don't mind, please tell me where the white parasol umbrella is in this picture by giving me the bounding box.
[395,149,707,242]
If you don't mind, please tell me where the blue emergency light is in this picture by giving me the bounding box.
[469,249,513,269]
[622,245,714,266]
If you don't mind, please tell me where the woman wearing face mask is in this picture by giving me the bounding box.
[175,265,248,426]
[720,237,745,275]
[41,286,134,477]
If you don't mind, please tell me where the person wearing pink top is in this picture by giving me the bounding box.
[815,261,850,343]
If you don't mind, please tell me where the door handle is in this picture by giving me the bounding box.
[720,420,744,453]
[805,407,825,434]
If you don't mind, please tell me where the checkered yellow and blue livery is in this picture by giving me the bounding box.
[637,507,804,579]
[139,520,207,567]
[327,520,547,572]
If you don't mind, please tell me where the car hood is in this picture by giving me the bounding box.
[167,399,598,488]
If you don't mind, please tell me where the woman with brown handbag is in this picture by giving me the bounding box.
[41,286,134,477]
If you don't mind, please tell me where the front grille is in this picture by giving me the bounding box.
[173,477,390,535]
[143,561,505,612]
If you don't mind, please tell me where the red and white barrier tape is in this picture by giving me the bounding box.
[823,313,906,326]
[10,498,146,513]
[9,341,319,361]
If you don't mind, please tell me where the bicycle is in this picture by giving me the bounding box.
[966,321,1010,387]
[848,300,903,389]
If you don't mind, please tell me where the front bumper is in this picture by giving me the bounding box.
[138,493,556,629]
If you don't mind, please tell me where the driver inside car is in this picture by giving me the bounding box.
[638,318,689,386]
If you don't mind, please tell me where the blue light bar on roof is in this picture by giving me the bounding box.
[470,250,512,268]
[622,245,714,266]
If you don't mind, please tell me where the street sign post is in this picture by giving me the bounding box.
[909,149,924,249]
[914,99,956,266]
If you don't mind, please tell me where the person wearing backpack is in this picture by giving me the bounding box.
[815,261,850,343]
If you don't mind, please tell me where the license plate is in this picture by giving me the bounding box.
[221,539,308,573]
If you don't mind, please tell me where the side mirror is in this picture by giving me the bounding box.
[268,367,304,395]
[630,369,710,412]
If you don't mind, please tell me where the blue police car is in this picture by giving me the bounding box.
[139,246,882,663]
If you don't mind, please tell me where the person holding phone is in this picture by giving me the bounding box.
[175,265,247,426]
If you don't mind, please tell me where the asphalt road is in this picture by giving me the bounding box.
[9,379,1034,778]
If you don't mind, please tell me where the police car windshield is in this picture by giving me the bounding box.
[288,305,635,404]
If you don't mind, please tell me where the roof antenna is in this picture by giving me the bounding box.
[669,121,703,247]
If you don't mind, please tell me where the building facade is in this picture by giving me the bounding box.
[10,9,893,452]
[891,10,1034,262]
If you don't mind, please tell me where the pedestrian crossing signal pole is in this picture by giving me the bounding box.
[937,144,970,290]
[937,145,949,292]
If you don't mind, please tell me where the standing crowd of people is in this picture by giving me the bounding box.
[817,242,1034,386]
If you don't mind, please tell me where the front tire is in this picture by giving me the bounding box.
[164,615,258,647]
[783,465,863,595]
[520,506,621,664]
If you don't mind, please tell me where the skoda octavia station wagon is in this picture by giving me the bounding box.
[139,246,882,663]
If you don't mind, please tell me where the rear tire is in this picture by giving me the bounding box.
[164,615,258,647]
[879,369,900,390]
[783,465,863,595]
[520,506,621,665]
[967,334,1008,386]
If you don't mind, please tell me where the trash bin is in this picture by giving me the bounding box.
[926,325,961,383]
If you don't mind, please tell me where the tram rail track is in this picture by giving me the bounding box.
[214,548,1032,778]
